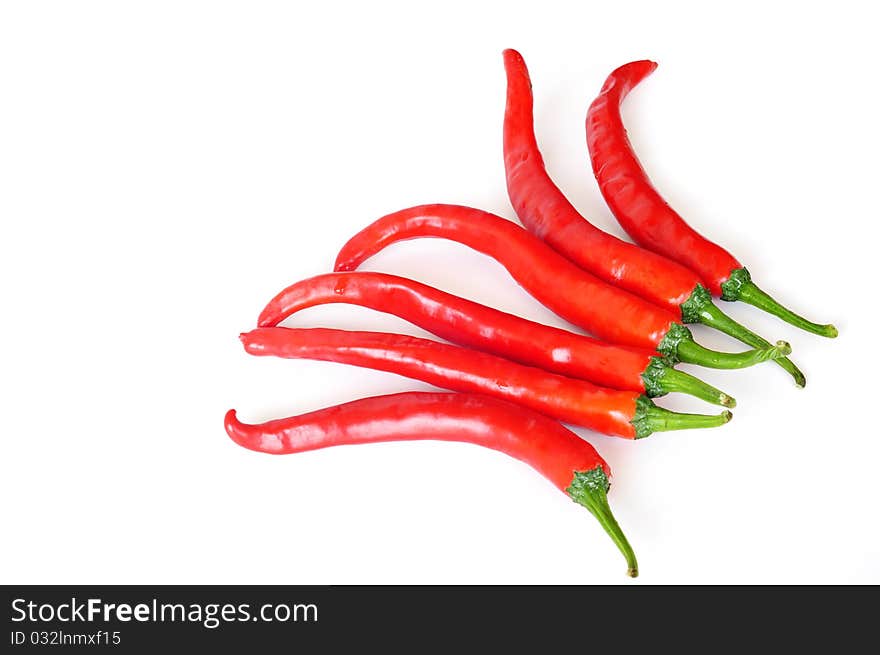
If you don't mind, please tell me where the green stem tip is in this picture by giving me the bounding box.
[631,395,732,438]
[641,357,736,407]
[660,322,789,370]
[721,267,838,338]
[694,295,807,388]
[566,466,638,578]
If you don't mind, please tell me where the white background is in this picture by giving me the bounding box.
[2,1,877,584]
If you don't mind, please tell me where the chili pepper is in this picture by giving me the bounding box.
[334,204,790,369]
[586,60,838,339]
[240,326,733,438]
[259,271,735,407]
[225,392,638,576]
[502,49,806,387]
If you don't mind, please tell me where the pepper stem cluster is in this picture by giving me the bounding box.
[679,283,805,387]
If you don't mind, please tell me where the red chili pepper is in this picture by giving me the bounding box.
[240,326,733,438]
[225,392,638,574]
[586,60,838,339]
[334,204,790,369]
[259,271,735,407]
[502,49,805,387]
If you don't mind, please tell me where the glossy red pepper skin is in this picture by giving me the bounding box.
[504,51,804,387]
[586,61,838,340]
[240,327,731,438]
[258,271,656,393]
[586,60,739,295]
[225,391,608,484]
[503,49,699,312]
[333,204,791,373]
[241,325,642,437]
[225,391,639,576]
[334,204,676,351]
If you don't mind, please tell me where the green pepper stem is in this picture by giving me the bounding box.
[676,338,790,370]
[642,404,732,435]
[566,467,638,578]
[738,281,838,338]
[657,366,736,408]
[720,267,837,338]
[631,395,732,437]
[697,301,807,387]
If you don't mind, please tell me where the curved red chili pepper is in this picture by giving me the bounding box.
[503,49,804,387]
[240,326,733,438]
[258,271,735,406]
[586,60,837,339]
[504,49,695,310]
[225,391,638,576]
[334,204,789,368]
